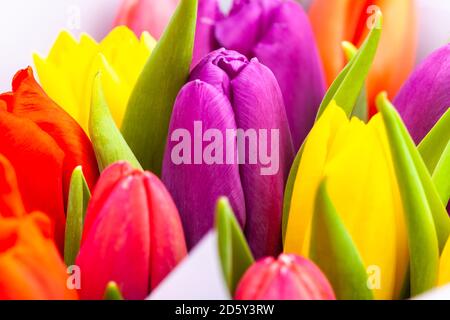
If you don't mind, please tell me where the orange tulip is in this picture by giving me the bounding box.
[309,0,417,116]
[0,155,77,300]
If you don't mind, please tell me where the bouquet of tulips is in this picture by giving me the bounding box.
[0,0,449,301]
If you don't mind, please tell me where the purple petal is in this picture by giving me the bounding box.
[394,44,450,144]
[192,0,223,67]
[231,58,295,258]
[215,0,326,149]
[162,80,246,249]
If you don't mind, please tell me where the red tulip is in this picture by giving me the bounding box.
[0,67,99,248]
[0,154,77,300]
[235,254,335,300]
[76,161,187,300]
[114,0,179,39]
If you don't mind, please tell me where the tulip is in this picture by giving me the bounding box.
[0,68,99,248]
[284,103,408,300]
[114,0,179,39]
[309,0,417,116]
[214,0,326,149]
[162,49,294,259]
[235,254,335,300]
[76,161,187,300]
[394,44,450,144]
[33,26,155,132]
[0,154,77,300]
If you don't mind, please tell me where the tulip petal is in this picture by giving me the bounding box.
[77,176,150,300]
[317,13,382,119]
[122,0,198,175]
[376,93,439,296]
[231,59,295,258]
[144,171,187,290]
[161,80,246,249]
[64,166,91,267]
[0,154,26,218]
[89,73,142,171]
[215,197,254,295]
[418,108,450,173]
[394,44,450,144]
[310,180,373,300]
[439,236,450,286]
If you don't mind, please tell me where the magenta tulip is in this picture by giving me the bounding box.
[162,49,294,259]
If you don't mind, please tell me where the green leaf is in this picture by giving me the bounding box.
[103,282,124,300]
[432,141,450,207]
[215,197,254,295]
[89,73,142,171]
[121,0,198,175]
[393,109,450,251]
[376,92,439,296]
[342,41,368,123]
[316,13,382,119]
[64,166,91,266]
[418,108,450,173]
[310,180,373,300]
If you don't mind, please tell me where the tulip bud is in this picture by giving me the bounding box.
[235,254,335,300]
[162,49,294,259]
[76,161,187,300]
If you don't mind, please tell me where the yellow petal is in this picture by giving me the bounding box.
[33,26,154,133]
[439,237,450,286]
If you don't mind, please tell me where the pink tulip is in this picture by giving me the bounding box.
[76,161,187,300]
[235,254,336,300]
[114,0,179,39]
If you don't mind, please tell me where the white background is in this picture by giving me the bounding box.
[0,0,448,92]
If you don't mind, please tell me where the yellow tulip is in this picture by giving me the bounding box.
[284,102,408,300]
[33,26,156,132]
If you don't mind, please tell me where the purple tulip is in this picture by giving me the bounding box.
[162,49,294,258]
[394,44,450,144]
[212,0,326,149]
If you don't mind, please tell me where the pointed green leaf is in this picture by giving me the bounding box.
[432,141,450,206]
[310,180,373,300]
[121,0,198,175]
[390,104,450,251]
[215,197,254,295]
[342,41,368,123]
[103,282,124,300]
[90,73,142,171]
[316,13,382,119]
[418,108,450,173]
[376,93,439,296]
[64,166,91,266]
